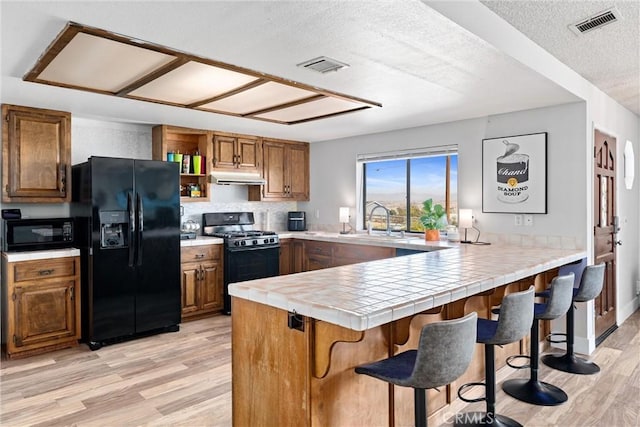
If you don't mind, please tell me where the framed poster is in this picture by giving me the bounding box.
[482,132,547,213]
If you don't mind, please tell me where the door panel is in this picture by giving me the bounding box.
[90,157,136,341]
[134,159,181,332]
[593,129,617,339]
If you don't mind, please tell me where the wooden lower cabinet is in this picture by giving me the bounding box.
[232,276,553,426]
[180,245,223,320]
[2,254,81,359]
[279,239,292,275]
[302,240,395,271]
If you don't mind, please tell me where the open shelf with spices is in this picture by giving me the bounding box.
[152,125,212,202]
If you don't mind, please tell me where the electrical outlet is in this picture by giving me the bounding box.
[524,214,533,226]
[514,215,523,226]
[315,209,320,219]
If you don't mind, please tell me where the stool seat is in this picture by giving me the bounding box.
[502,273,575,406]
[355,312,477,427]
[542,263,606,375]
[455,287,534,427]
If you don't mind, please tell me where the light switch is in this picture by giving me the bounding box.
[524,214,533,226]
[514,215,523,226]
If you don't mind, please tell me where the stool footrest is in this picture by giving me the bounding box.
[546,332,567,344]
[457,382,486,403]
[506,354,531,370]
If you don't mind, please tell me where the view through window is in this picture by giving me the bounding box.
[363,152,458,233]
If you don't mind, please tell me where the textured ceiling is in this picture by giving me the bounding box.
[482,0,640,116]
[0,1,599,142]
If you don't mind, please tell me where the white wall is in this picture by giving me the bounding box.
[303,102,587,249]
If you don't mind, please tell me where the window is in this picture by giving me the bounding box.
[361,147,458,233]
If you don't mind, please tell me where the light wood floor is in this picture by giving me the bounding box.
[1,310,638,427]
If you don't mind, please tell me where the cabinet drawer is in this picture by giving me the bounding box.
[304,241,333,257]
[181,245,221,262]
[333,243,394,261]
[12,257,77,282]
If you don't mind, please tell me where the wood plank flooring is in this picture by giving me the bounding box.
[1,310,638,426]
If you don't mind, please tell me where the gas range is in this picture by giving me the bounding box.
[211,230,279,248]
[202,212,280,314]
[202,212,279,249]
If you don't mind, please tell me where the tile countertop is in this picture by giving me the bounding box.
[3,248,81,262]
[277,231,455,250]
[229,244,587,331]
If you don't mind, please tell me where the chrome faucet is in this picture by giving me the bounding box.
[367,201,392,236]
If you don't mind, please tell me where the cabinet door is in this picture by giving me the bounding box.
[287,143,309,200]
[2,104,71,203]
[12,279,77,347]
[262,140,287,198]
[279,240,292,275]
[200,261,223,312]
[292,241,305,273]
[181,263,200,316]
[236,137,261,171]
[213,135,238,170]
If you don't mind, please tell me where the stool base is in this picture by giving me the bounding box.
[542,353,600,375]
[502,378,568,406]
[453,412,522,427]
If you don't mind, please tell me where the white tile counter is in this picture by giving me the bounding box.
[2,248,81,262]
[277,231,455,251]
[229,243,586,331]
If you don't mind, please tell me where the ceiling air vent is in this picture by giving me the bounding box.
[570,7,621,35]
[297,56,349,74]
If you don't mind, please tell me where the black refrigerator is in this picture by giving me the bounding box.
[71,157,181,350]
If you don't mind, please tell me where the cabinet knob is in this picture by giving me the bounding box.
[38,269,54,276]
[195,253,205,259]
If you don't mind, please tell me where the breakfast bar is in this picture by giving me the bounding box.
[229,244,586,426]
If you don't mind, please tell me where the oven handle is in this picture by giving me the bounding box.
[226,244,280,253]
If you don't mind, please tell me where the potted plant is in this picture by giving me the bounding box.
[420,198,447,241]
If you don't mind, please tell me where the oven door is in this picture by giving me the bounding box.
[224,245,280,314]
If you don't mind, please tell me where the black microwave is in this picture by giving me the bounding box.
[3,218,74,252]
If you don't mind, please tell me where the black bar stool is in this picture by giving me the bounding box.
[354,312,477,427]
[455,286,534,427]
[542,263,606,375]
[501,273,575,405]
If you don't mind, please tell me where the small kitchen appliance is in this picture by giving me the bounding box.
[287,211,306,231]
[202,212,279,314]
[3,217,74,252]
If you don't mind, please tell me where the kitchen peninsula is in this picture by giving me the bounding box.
[229,243,586,426]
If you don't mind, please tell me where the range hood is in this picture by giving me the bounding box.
[209,172,266,185]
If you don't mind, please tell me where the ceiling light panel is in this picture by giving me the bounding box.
[198,81,317,115]
[128,61,258,105]
[253,97,369,123]
[36,32,176,92]
[25,22,380,124]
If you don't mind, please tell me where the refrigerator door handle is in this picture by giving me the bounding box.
[128,191,136,267]
[136,192,144,266]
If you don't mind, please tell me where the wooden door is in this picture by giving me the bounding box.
[201,261,223,312]
[287,143,310,200]
[236,137,261,172]
[279,240,292,275]
[181,263,200,316]
[212,135,238,170]
[2,104,71,202]
[593,129,617,339]
[262,140,288,198]
[13,279,77,347]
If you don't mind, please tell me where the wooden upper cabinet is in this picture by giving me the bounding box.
[249,138,309,201]
[212,133,261,172]
[151,125,211,202]
[2,104,71,203]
